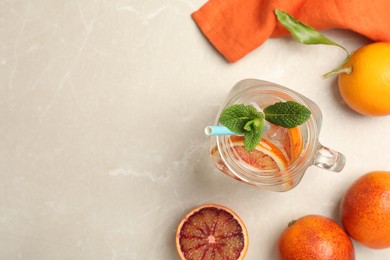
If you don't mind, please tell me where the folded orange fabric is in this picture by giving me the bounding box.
[192,0,390,62]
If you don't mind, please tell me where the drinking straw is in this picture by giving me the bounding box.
[205,124,270,136]
[204,126,237,136]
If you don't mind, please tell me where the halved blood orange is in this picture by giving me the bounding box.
[176,204,248,260]
[229,136,289,171]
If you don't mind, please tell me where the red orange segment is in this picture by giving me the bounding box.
[231,145,281,170]
[281,126,303,162]
[288,126,303,162]
[229,136,289,171]
[176,204,248,260]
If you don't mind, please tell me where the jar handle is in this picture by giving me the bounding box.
[313,144,346,172]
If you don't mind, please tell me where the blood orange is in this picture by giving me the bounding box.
[278,215,355,260]
[176,204,248,260]
[229,136,289,171]
[340,171,390,249]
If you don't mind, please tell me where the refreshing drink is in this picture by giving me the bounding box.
[209,79,345,192]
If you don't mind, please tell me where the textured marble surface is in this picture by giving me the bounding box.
[1,0,390,259]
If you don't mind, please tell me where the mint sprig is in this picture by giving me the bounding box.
[244,121,263,152]
[219,104,265,152]
[219,102,310,152]
[264,101,311,128]
[219,104,264,134]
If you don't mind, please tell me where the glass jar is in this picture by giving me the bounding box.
[209,79,345,192]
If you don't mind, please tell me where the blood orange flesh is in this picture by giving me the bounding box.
[229,136,289,171]
[233,145,280,169]
[176,204,248,260]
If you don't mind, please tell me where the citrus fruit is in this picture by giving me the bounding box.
[340,171,390,249]
[278,215,355,260]
[283,126,303,162]
[338,42,390,116]
[176,204,248,260]
[229,136,289,171]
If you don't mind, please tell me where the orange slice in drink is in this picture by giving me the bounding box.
[229,136,289,171]
[176,204,248,260]
[285,126,303,162]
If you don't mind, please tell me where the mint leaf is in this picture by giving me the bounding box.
[244,120,264,152]
[263,101,311,128]
[245,105,263,119]
[243,118,262,132]
[219,104,265,152]
[244,120,255,132]
[219,104,263,133]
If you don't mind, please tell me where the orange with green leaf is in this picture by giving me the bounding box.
[275,9,390,116]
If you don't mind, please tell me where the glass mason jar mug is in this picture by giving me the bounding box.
[208,79,346,192]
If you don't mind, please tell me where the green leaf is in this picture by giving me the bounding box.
[274,9,352,78]
[219,104,265,152]
[245,105,263,119]
[244,120,264,152]
[243,118,262,132]
[263,101,311,128]
[220,117,250,134]
[244,120,255,132]
[274,9,339,46]
[219,104,263,133]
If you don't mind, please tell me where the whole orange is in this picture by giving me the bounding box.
[338,42,390,116]
[340,171,390,249]
[278,215,355,260]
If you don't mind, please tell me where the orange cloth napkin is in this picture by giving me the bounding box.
[192,0,390,62]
